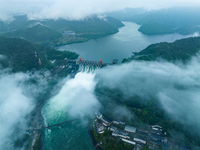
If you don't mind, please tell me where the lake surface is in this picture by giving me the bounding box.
[57,22,197,63]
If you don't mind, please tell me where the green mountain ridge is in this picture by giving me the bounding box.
[3,24,62,44]
[0,36,78,72]
[138,22,174,35]
[122,36,200,63]
[108,7,200,35]
[1,15,124,46]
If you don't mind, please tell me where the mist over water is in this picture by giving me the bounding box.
[96,55,200,135]
[42,72,99,150]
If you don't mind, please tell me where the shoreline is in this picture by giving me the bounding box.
[31,80,66,150]
[87,123,104,150]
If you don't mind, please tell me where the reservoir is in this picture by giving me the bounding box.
[57,22,197,63]
[42,22,198,150]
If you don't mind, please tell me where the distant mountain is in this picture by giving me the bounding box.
[106,7,147,21]
[0,15,124,46]
[122,37,200,63]
[108,7,200,35]
[0,36,78,72]
[39,16,124,38]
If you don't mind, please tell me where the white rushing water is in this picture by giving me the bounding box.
[42,72,99,150]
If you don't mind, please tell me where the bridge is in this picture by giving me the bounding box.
[30,119,79,131]
[44,119,79,129]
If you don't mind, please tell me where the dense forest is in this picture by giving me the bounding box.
[138,22,174,35]
[0,15,124,46]
[3,24,62,44]
[0,36,78,72]
[122,37,200,63]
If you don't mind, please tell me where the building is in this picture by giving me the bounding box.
[150,133,167,144]
[95,112,102,119]
[136,130,149,137]
[119,122,125,125]
[113,121,119,125]
[121,138,135,145]
[112,131,130,139]
[125,125,136,133]
[97,125,105,134]
[150,139,170,150]
[110,126,117,132]
[134,137,146,144]
[112,59,118,64]
[100,116,112,126]
[151,125,163,134]
[64,30,75,35]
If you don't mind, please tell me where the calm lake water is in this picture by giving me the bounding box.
[57,22,197,63]
[42,22,198,150]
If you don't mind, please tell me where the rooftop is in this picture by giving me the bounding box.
[101,116,112,123]
[125,125,136,133]
[150,133,166,140]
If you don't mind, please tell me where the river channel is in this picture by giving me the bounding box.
[42,22,198,150]
[57,22,198,63]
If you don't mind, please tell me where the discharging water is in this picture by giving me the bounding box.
[42,72,98,150]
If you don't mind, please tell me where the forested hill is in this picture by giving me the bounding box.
[122,37,200,63]
[41,16,124,34]
[0,36,78,72]
[108,7,200,35]
[3,24,62,44]
[1,15,124,46]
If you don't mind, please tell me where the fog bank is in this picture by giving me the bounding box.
[95,56,200,134]
[0,70,48,149]
[1,0,200,21]
[43,72,100,123]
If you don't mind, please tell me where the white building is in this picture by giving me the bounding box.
[125,125,136,133]
[121,138,136,145]
[134,138,146,144]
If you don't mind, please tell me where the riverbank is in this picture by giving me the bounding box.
[30,79,68,150]
[87,123,104,150]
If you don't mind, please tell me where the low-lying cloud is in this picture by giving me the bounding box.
[0,69,48,149]
[43,72,100,122]
[95,55,200,134]
[1,0,200,21]
[46,55,200,134]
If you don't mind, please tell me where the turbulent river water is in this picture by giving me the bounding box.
[42,73,97,150]
[42,22,198,150]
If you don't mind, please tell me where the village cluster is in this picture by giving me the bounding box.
[93,113,185,150]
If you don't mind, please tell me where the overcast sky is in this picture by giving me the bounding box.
[1,0,200,21]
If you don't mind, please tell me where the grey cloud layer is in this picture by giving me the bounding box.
[0,70,48,149]
[1,0,200,21]
[95,56,200,134]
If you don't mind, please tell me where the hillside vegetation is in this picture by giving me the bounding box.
[3,24,62,44]
[0,36,78,72]
[1,15,124,46]
[138,22,174,35]
[108,7,200,35]
[122,37,200,63]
